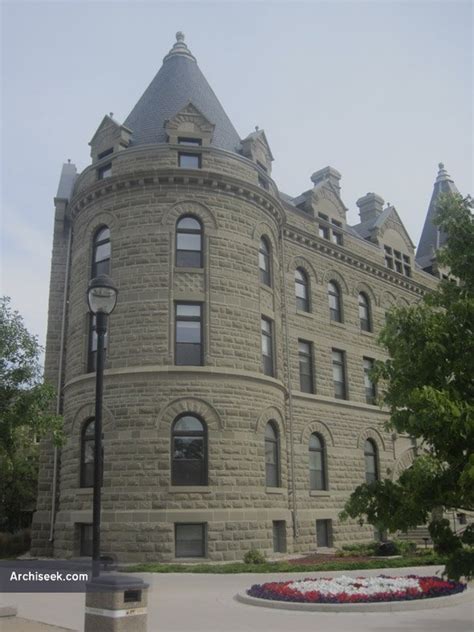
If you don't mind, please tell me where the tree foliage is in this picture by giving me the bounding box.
[341,194,474,580]
[0,297,61,532]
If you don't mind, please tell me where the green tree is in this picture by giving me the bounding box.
[341,194,474,580]
[0,297,61,532]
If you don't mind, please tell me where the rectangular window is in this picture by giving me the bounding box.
[79,524,93,557]
[261,317,274,376]
[332,349,347,400]
[316,519,332,547]
[319,225,330,240]
[97,148,113,160]
[332,231,343,246]
[97,163,112,180]
[258,175,269,190]
[175,523,206,558]
[272,521,287,553]
[178,137,202,146]
[363,357,376,404]
[175,303,203,366]
[178,152,201,168]
[298,340,314,393]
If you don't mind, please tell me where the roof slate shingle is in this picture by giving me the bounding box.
[124,35,241,153]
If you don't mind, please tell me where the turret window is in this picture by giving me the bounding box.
[176,216,203,268]
[259,237,271,286]
[92,227,111,277]
[171,414,207,486]
[175,303,203,366]
[265,421,280,487]
[178,152,201,169]
[80,419,97,488]
[261,317,274,376]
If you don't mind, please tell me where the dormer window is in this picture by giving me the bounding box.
[178,137,202,146]
[384,246,394,269]
[97,148,113,160]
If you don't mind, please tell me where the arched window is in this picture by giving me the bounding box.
[295,268,310,312]
[265,421,280,487]
[328,281,342,322]
[309,433,327,490]
[172,414,207,486]
[358,292,372,332]
[92,226,111,278]
[80,419,95,488]
[364,439,378,484]
[259,237,271,287]
[176,216,203,268]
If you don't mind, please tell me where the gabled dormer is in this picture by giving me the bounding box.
[164,102,215,146]
[292,167,347,244]
[241,128,274,175]
[353,193,415,277]
[89,115,132,164]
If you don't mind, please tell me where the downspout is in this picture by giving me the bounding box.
[49,220,72,542]
[279,224,299,540]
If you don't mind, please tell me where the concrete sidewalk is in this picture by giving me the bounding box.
[3,565,473,632]
[0,618,74,632]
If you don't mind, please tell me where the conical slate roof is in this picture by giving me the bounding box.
[416,163,459,267]
[124,32,241,153]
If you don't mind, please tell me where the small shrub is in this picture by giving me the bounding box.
[376,541,400,556]
[243,549,266,565]
[0,529,31,557]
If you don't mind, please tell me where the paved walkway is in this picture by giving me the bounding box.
[2,566,473,632]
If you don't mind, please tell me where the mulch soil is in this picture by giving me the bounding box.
[287,553,374,565]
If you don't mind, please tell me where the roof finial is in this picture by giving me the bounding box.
[436,162,451,183]
[109,112,114,118]
[163,31,196,63]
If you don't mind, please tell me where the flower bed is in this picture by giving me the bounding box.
[247,574,466,604]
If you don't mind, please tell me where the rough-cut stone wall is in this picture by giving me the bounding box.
[32,141,437,562]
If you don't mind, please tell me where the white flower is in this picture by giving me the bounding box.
[287,575,421,597]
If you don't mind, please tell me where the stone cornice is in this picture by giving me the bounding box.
[283,226,434,296]
[69,167,285,228]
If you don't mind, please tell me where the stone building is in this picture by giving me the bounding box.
[31,33,462,562]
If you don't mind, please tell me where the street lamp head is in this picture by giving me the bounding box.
[87,275,118,315]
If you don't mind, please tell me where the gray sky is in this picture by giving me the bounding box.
[1,0,472,349]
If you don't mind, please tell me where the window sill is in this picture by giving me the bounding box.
[174,267,205,274]
[310,490,330,497]
[265,487,285,495]
[329,320,345,329]
[168,486,211,493]
[76,488,93,494]
[296,310,312,319]
[360,329,375,337]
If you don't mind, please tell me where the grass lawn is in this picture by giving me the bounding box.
[125,553,446,574]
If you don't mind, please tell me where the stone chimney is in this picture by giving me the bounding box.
[311,166,341,195]
[356,192,384,223]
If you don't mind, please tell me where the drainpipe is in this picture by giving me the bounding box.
[279,224,299,540]
[49,221,72,542]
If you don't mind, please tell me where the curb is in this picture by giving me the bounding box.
[0,604,18,618]
[235,587,472,612]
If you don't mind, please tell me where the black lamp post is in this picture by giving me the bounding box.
[87,274,118,578]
